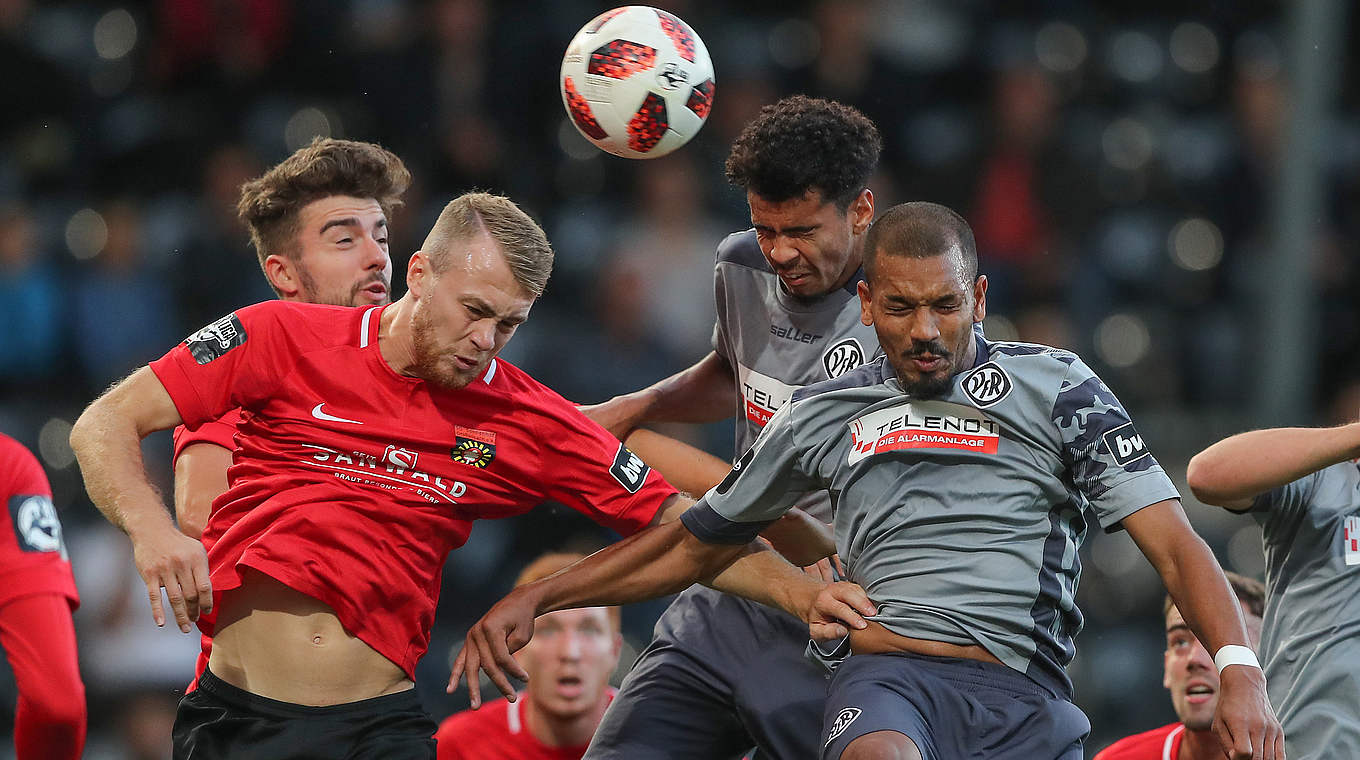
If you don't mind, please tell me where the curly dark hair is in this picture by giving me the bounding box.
[238,137,411,276]
[724,95,881,210]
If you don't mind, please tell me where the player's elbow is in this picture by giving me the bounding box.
[176,505,208,540]
[1185,453,1232,506]
[68,401,108,467]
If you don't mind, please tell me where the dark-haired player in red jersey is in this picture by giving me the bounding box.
[1095,573,1266,760]
[168,137,411,692]
[70,191,820,759]
[436,552,623,760]
[0,433,85,759]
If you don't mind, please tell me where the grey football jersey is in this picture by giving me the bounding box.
[1250,461,1360,760]
[711,230,880,521]
[682,333,1181,690]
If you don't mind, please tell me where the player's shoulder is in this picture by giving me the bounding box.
[213,300,367,347]
[714,228,769,272]
[984,337,1081,369]
[435,697,511,740]
[0,433,43,488]
[791,356,888,405]
[1093,722,1182,759]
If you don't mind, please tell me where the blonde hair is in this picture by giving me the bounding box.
[515,552,620,629]
[421,192,553,297]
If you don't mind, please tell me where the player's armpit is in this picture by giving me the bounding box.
[173,442,232,540]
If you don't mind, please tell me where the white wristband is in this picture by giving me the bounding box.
[1214,644,1261,672]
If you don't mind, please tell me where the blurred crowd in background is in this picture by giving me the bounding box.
[0,0,1357,756]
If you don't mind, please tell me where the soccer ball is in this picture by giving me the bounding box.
[560,6,715,159]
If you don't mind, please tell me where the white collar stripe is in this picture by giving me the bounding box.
[483,358,498,385]
[359,307,378,348]
[507,691,522,734]
[1163,724,1184,760]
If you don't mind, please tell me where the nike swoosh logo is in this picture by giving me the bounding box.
[311,404,363,425]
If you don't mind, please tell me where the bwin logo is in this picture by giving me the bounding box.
[1102,423,1151,466]
[825,707,863,746]
[961,362,1012,408]
[609,443,651,493]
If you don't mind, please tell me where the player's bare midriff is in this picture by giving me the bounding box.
[849,620,1003,666]
[208,569,413,706]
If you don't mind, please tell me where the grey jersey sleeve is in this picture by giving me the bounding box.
[680,404,818,544]
[1249,469,1325,543]
[1053,357,1181,530]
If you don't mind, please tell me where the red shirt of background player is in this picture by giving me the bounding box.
[1093,723,1185,760]
[148,300,674,678]
[0,433,79,609]
[435,691,615,760]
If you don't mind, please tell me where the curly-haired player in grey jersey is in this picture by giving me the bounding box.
[579,95,882,759]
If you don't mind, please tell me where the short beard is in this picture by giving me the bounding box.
[900,371,953,399]
[410,301,475,390]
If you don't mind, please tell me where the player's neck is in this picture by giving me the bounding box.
[522,693,610,750]
[1179,724,1219,760]
[377,296,418,377]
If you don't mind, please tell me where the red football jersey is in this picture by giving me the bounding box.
[1093,722,1184,760]
[171,409,244,467]
[0,433,78,610]
[148,302,675,678]
[435,691,614,760]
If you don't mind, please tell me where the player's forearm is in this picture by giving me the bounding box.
[71,399,174,539]
[701,541,824,619]
[624,429,732,498]
[1126,502,1253,653]
[528,519,746,615]
[173,442,232,540]
[1187,422,1360,505]
[631,351,735,425]
[757,508,836,567]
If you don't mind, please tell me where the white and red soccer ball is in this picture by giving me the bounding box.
[560,6,715,159]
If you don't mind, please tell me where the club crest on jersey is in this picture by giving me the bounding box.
[451,426,497,468]
[822,338,866,379]
[184,314,246,365]
[610,443,650,493]
[961,361,1013,408]
[847,400,1000,465]
[825,707,862,746]
[9,494,66,557]
[1102,422,1151,466]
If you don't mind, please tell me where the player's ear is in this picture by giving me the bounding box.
[264,255,302,298]
[972,274,988,323]
[858,280,874,327]
[406,251,430,299]
[851,189,874,235]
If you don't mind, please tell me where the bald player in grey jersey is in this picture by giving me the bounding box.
[456,201,1283,760]
[1188,419,1360,759]
[579,96,881,759]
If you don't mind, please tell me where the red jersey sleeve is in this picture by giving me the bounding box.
[0,434,78,609]
[532,396,677,536]
[171,410,245,468]
[149,304,290,428]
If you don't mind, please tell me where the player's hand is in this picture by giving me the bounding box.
[1213,665,1285,759]
[577,395,645,440]
[130,522,212,633]
[805,581,876,642]
[448,587,539,709]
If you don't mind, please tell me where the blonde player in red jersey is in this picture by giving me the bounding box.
[70,191,821,759]
[437,553,622,760]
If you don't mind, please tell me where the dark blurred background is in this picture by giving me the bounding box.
[0,0,1356,756]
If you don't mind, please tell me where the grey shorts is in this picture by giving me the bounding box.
[585,586,828,760]
[821,652,1089,760]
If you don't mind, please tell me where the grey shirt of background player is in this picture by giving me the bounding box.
[710,229,880,521]
[1249,461,1360,759]
[683,333,1181,692]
